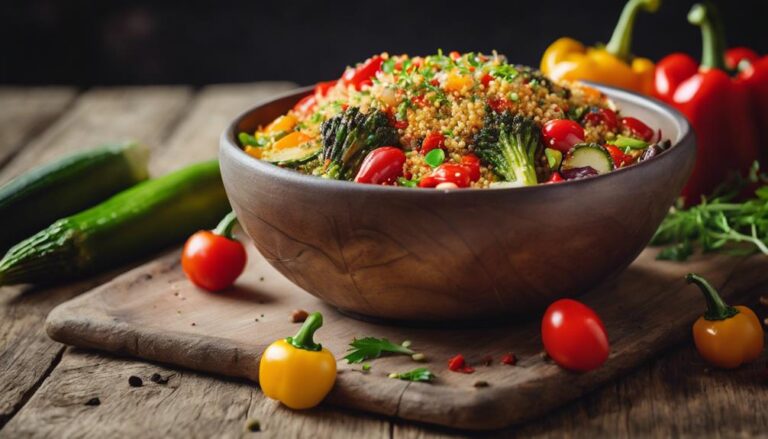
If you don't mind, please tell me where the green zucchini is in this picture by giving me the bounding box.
[0,142,149,252]
[260,142,322,167]
[0,160,229,286]
[561,143,614,174]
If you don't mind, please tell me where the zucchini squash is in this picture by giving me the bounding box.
[0,142,149,251]
[0,160,229,285]
[561,143,614,174]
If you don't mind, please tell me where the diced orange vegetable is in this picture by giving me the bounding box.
[272,132,312,151]
[445,72,473,92]
[264,114,298,133]
[244,146,262,158]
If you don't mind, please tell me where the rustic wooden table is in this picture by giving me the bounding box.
[0,84,766,438]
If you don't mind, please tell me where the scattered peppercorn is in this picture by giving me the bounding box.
[150,373,170,385]
[84,397,101,406]
[128,376,143,387]
[191,322,196,326]
[448,354,475,374]
[501,353,517,366]
[244,418,261,432]
[259,276,265,282]
[291,309,309,323]
[473,380,489,388]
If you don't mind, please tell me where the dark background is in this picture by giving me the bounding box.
[2,0,766,87]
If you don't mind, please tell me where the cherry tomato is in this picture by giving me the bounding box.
[460,154,481,182]
[605,144,633,168]
[354,147,406,185]
[546,172,564,183]
[314,80,337,96]
[488,97,510,113]
[293,94,317,115]
[182,213,247,292]
[541,119,585,153]
[418,164,472,188]
[480,73,493,87]
[341,55,384,90]
[582,108,618,131]
[449,51,461,61]
[541,299,610,372]
[620,117,654,142]
[421,132,446,154]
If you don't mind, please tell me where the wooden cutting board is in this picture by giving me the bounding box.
[45,238,768,431]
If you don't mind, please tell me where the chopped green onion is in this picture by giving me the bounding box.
[397,177,418,188]
[614,135,649,149]
[424,149,445,168]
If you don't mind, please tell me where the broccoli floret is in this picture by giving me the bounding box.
[319,107,399,180]
[473,111,542,186]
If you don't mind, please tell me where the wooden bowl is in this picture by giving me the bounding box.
[220,85,695,321]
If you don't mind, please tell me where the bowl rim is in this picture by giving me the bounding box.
[221,83,694,195]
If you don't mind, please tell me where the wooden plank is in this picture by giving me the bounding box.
[41,236,768,430]
[0,87,76,167]
[2,348,389,439]
[0,86,193,427]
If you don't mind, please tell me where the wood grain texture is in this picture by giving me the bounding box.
[0,86,193,427]
[44,241,768,430]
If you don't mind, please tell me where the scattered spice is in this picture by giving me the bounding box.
[501,353,517,366]
[344,337,415,363]
[244,418,261,432]
[539,351,550,362]
[128,376,143,387]
[388,367,435,382]
[411,353,427,362]
[191,322,196,326]
[473,380,489,388]
[259,276,265,282]
[150,373,169,385]
[447,354,475,374]
[254,318,259,322]
[291,309,309,323]
[480,355,493,366]
[84,397,101,406]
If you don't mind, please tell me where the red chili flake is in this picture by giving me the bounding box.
[394,119,408,129]
[430,79,440,87]
[481,74,493,88]
[448,354,475,374]
[480,355,493,366]
[501,353,517,366]
[341,103,349,111]
[412,94,428,108]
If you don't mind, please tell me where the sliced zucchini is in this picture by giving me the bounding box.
[260,141,322,167]
[562,143,614,174]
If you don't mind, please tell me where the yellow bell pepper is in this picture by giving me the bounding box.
[264,114,297,134]
[259,312,337,409]
[541,0,660,95]
[686,274,764,369]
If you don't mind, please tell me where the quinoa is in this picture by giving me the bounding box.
[242,51,658,188]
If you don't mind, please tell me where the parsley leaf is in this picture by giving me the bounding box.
[388,368,435,382]
[344,337,415,363]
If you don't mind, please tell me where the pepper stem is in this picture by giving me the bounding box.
[685,273,739,321]
[286,312,323,351]
[605,0,661,61]
[213,211,239,240]
[688,2,728,70]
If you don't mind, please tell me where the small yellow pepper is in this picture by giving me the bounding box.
[541,0,659,95]
[686,274,764,369]
[259,312,337,409]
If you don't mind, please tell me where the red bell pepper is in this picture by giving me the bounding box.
[654,2,760,205]
[727,48,768,166]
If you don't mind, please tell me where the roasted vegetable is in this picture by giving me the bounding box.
[473,112,542,186]
[0,142,149,252]
[0,160,229,285]
[319,107,399,180]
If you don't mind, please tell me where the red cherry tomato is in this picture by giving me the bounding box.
[449,51,461,61]
[460,154,481,182]
[182,213,247,292]
[541,119,585,153]
[620,117,654,142]
[418,164,472,188]
[480,73,493,87]
[605,144,634,168]
[541,299,610,372]
[421,132,446,154]
[582,108,618,131]
[341,55,384,90]
[293,94,317,115]
[546,172,564,183]
[354,147,406,185]
[314,80,337,96]
[488,97,510,113]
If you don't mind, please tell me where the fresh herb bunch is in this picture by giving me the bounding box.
[652,167,768,261]
[388,368,435,382]
[343,337,415,363]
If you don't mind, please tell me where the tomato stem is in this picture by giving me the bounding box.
[213,211,239,240]
[287,312,323,351]
[605,0,660,61]
[688,2,728,70]
[685,273,739,321]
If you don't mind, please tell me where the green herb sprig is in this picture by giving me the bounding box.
[344,337,415,363]
[388,368,435,382]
